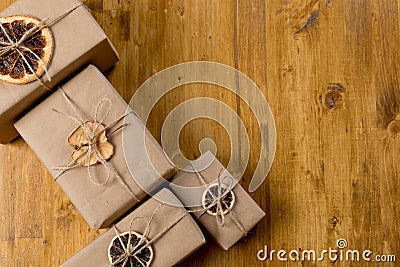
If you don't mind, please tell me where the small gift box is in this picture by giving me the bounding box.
[0,0,119,144]
[61,188,206,267]
[15,65,176,229]
[171,151,266,250]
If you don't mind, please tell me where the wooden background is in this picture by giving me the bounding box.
[1,0,400,266]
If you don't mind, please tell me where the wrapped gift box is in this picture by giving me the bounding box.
[62,188,206,267]
[15,65,175,229]
[0,0,119,144]
[171,151,266,250]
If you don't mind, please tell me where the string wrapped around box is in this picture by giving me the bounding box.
[52,88,140,202]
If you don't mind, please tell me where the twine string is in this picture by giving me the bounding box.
[190,163,247,235]
[52,88,140,203]
[110,203,189,267]
[0,3,83,90]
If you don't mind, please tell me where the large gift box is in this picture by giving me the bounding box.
[171,151,266,250]
[15,65,176,229]
[0,0,119,144]
[62,188,206,267]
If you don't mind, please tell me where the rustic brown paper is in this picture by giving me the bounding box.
[15,65,175,229]
[61,188,206,267]
[0,0,119,144]
[171,151,266,250]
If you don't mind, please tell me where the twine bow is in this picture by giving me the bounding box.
[204,173,234,226]
[52,88,139,202]
[0,4,83,89]
[190,163,248,236]
[110,203,189,267]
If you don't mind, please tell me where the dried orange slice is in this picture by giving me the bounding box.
[0,15,54,84]
[202,183,235,216]
[67,121,114,167]
[108,231,154,267]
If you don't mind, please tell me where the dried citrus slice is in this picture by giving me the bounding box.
[0,15,54,84]
[108,231,154,267]
[68,121,114,167]
[202,183,236,216]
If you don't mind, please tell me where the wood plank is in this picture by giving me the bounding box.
[0,241,15,267]
[14,138,44,239]
[0,142,16,241]
[14,238,44,267]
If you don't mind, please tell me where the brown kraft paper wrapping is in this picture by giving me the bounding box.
[0,0,119,144]
[15,65,175,229]
[61,188,206,267]
[171,151,266,250]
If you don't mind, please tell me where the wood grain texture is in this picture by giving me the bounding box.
[1,0,400,266]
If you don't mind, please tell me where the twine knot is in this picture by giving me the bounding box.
[0,4,84,89]
[111,236,148,266]
[109,204,189,267]
[11,41,20,49]
[110,230,152,267]
[190,162,248,236]
[52,88,140,203]
[203,180,233,227]
[0,20,51,85]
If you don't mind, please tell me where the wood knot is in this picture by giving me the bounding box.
[325,91,343,109]
[329,216,339,227]
[387,119,400,137]
[282,65,295,76]
[326,0,332,7]
[177,4,185,17]
[324,83,345,110]
[294,9,319,34]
